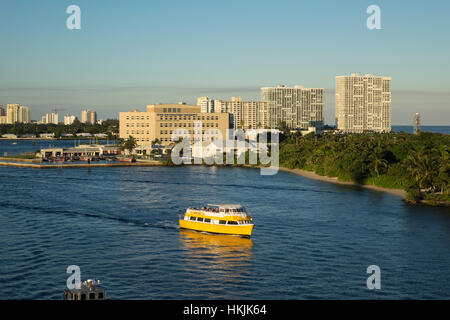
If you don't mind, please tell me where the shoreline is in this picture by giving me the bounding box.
[277,167,407,198]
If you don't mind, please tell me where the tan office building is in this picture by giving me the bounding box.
[119,103,231,145]
[261,85,324,129]
[336,74,391,133]
[212,97,269,130]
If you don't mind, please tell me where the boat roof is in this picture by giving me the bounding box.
[207,204,244,209]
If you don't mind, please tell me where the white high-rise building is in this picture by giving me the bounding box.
[6,104,30,124]
[212,97,269,129]
[335,74,391,133]
[18,106,31,123]
[81,109,97,125]
[64,115,76,125]
[197,97,216,113]
[42,112,59,125]
[261,85,324,129]
[7,104,20,124]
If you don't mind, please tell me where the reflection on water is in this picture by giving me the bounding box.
[179,230,253,284]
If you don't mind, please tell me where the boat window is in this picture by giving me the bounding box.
[225,209,229,213]
[89,292,95,300]
[204,218,211,223]
[227,221,238,225]
[197,217,204,222]
[98,292,104,299]
[190,216,196,221]
[81,293,86,300]
[219,220,226,224]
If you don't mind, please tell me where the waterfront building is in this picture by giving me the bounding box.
[261,85,324,129]
[64,115,77,125]
[0,105,5,117]
[211,97,269,130]
[197,97,216,113]
[82,110,97,125]
[119,103,231,146]
[39,144,121,159]
[335,74,391,133]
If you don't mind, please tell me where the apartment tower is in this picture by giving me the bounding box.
[261,85,324,129]
[335,74,391,133]
[82,110,97,125]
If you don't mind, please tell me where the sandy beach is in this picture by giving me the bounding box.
[278,167,407,198]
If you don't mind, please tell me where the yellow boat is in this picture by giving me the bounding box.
[179,204,254,238]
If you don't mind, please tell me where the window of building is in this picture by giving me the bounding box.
[89,292,95,300]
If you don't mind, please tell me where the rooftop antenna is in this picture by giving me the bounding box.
[413,113,420,134]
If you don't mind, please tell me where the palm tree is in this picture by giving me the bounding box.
[373,157,388,177]
[406,148,437,191]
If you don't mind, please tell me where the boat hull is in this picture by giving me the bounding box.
[179,219,254,237]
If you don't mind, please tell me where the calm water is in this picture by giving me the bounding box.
[0,139,112,157]
[0,141,450,300]
[392,125,450,134]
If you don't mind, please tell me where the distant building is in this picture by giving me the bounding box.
[40,133,55,138]
[335,74,391,133]
[42,113,59,125]
[6,104,31,124]
[213,97,269,130]
[261,85,324,129]
[197,97,216,113]
[64,115,77,125]
[19,106,31,123]
[6,104,20,123]
[94,133,108,138]
[0,106,5,123]
[82,110,97,125]
[1,134,17,139]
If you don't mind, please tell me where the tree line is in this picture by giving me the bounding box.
[279,130,449,204]
[0,119,119,138]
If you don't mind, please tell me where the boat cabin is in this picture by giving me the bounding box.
[63,279,106,300]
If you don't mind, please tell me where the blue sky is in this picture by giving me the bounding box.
[0,0,449,124]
